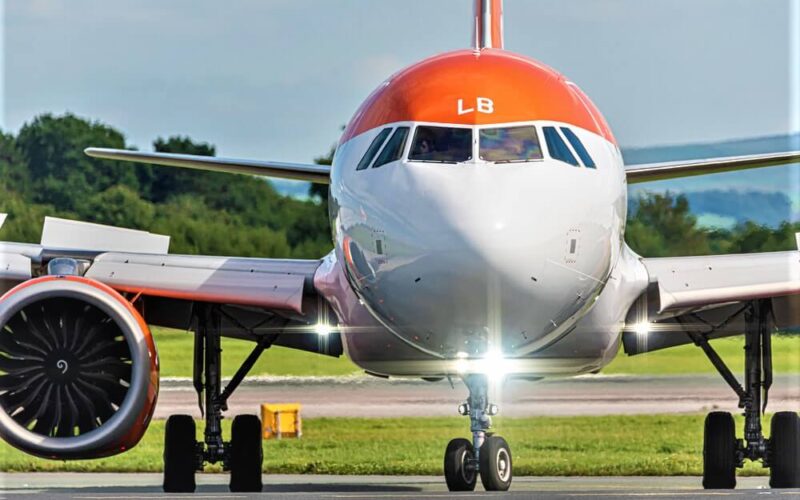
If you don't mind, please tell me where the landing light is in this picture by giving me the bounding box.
[452,349,510,380]
[633,322,651,336]
[481,349,509,382]
[315,323,332,336]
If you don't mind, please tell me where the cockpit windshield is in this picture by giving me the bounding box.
[479,126,544,163]
[408,126,472,163]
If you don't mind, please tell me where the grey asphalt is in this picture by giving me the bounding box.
[1,473,796,499]
[155,374,800,418]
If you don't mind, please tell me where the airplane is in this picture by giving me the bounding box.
[1,0,799,493]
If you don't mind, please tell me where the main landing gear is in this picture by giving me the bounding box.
[163,306,274,493]
[691,299,799,489]
[444,374,512,492]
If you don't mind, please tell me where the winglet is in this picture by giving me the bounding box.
[796,232,800,251]
[0,213,7,231]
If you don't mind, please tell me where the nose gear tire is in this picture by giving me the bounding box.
[444,438,477,491]
[479,435,512,491]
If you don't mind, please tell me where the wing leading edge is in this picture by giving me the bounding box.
[641,250,800,313]
[85,148,331,184]
[625,150,800,183]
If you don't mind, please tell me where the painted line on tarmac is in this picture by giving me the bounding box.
[565,493,768,497]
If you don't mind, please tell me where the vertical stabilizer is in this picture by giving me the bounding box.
[472,0,504,49]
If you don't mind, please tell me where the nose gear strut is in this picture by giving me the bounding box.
[444,373,512,491]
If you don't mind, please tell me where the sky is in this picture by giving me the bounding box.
[2,0,798,164]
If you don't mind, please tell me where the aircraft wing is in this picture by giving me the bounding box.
[85,147,331,184]
[625,150,800,183]
[0,216,336,349]
[641,250,800,313]
[623,247,800,355]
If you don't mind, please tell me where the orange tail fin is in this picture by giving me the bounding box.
[473,0,504,49]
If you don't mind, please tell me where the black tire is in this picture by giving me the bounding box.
[444,438,477,491]
[703,411,737,489]
[479,435,512,491]
[163,414,197,493]
[770,412,800,488]
[229,414,263,492]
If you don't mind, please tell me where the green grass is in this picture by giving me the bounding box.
[0,415,773,475]
[155,329,360,378]
[154,328,800,378]
[604,335,800,375]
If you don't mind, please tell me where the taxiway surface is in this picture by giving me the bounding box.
[155,374,800,418]
[1,473,795,499]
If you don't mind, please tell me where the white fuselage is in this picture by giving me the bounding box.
[317,120,642,377]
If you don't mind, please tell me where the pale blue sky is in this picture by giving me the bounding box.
[3,0,798,164]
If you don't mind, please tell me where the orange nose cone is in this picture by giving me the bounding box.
[341,49,616,145]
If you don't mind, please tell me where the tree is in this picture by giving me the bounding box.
[626,192,711,257]
[0,131,30,196]
[309,146,334,204]
[145,136,217,202]
[16,114,136,211]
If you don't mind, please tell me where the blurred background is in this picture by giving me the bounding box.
[1,0,798,259]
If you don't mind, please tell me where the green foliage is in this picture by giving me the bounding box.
[1,114,334,258]
[626,193,711,257]
[626,192,800,257]
[16,114,135,211]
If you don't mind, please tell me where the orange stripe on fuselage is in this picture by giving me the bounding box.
[340,49,616,145]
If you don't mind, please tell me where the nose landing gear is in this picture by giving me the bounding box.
[444,374,512,492]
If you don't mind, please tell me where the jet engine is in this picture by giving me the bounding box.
[0,276,158,459]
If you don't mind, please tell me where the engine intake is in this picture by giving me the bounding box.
[0,276,158,459]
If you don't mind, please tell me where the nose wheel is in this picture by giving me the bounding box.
[444,438,477,491]
[479,435,513,491]
[444,374,512,492]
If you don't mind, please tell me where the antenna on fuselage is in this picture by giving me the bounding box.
[472,0,504,49]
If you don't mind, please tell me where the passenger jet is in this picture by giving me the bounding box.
[1,0,799,493]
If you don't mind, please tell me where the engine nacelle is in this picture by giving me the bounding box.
[0,276,159,459]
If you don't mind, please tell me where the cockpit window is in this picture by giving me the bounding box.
[479,126,544,163]
[543,126,579,166]
[373,127,410,168]
[560,127,596,168]
[408,126,472,163]
[357,128,392,170]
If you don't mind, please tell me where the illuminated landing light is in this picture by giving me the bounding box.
[455,360,468,374]
[451,349,510,380]
[315,323,332,336]
[482,349,509,383]
[633,322,651,336]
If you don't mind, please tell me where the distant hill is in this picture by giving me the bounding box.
[626,133,800,228]
[622,133,800,164]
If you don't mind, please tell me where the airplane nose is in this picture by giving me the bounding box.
[345,161,615,359]
[358,165,581,357]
